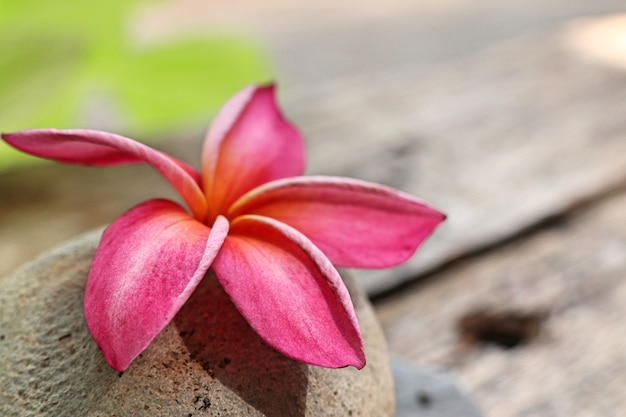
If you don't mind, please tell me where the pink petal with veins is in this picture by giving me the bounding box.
[231,176,446,268]
[84,199,229,371]
[201,85,305,220]
[211,214,365,369]
[1,129,207,219]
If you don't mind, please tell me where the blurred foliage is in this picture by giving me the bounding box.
[0,0,271,171]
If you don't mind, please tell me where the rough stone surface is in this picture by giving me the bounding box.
[0,230,394,417]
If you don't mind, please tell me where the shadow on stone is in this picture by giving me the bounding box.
[175,271,309,417]
[1,231,394,416]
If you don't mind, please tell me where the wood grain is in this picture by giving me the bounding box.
[3,28,626,298]
[288,30,626,293]
[376,190,626,416]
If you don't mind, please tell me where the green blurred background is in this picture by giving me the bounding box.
[0,0,270,171]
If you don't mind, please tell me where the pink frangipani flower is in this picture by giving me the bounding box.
[2,84,445,371]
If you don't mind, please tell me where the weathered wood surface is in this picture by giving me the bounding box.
[0,163,180,278]
[376,189,626,417]
[2,3,626,416]
[137,0,625,84]
[2,27,626,298]
[290,30,626,294]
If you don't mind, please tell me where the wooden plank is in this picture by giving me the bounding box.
[283,27,626,294]
[375,189,626,416]
[0,164,180,278]
[2,25,626,298]
[135,0,626,84]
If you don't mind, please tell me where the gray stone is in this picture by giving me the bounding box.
[392,358,483,417]
[0,230,394,416]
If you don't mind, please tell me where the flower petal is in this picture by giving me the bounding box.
[230,176,446,268]
[211,214,365,369]
[1,129,207,219]
[84,199,229,371]
[201,84,305,220]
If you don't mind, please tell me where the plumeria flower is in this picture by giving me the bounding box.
[2,84,445,372]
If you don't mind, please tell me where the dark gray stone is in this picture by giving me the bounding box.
[393,358,483,417]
